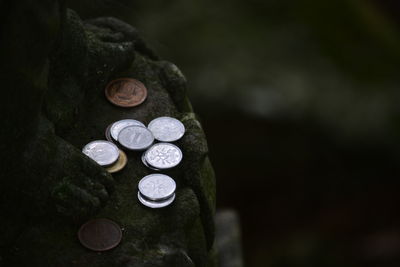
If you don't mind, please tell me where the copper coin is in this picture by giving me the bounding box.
[106,150,128,173]
[105,78,147,107]
[78,218,122,252]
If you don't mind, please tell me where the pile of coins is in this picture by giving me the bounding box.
[137,174,176,208]
[82,140,128,174]
[101,116,185,208]
[79,78,186,251]
[101,117,185,172]
[82,79,186,208]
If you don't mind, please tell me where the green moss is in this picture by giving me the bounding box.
[1,7,217,267]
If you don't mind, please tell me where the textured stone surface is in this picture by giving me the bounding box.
[0,2,216,266]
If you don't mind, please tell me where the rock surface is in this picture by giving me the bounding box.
[0,2,216,266]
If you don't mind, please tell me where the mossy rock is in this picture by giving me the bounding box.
[0,4,216,267]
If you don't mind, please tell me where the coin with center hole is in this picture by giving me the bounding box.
[118,125,154,151]
[110,119,145,141]
[148,116,185,142]
[144,143,182,169]
[82,140,119,166]
[138,191,176,209]
[105,78,147,107]
[78,218,122,252]
[138,174,176,201]
[106,150,127,173]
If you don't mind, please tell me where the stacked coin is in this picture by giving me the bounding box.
[82,140,120,167]
[137,174,176,208]
[142,142,183,170]
[139,116,185,170]
[109,119,145,142]
[82,140,127,173]
[105,119,154,151]
[118,126,154,151]
[106,149,128,173]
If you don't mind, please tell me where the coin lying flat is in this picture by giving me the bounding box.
[144,143,182,170]
[105,78,147,107]
[118,126,154,151]
[148,116,185,142]
[105,124,113,142]
[82,140,120,166]
[78,218,122,251]
[138,174,176,201]
[106,150,128,173]
[141,153,160,171]
[110,119,145,141]
[138,191,176,209]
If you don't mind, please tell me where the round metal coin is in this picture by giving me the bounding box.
[141,153,160,171]
[105,78,147,107]
[148,116,185,142]
[118,125,154,151]
[138,191,176,209]
[110,119,145,141]
[144,143,183,170]
[82,140,120,166]
[106,150,128,173]
[78,218,122,252]
[138,173,176,201]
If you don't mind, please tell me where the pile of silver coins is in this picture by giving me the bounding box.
[137,174,176,208]
[82,116,185,209]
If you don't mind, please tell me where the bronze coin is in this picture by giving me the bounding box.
[78,218,122,252]
[106,150,128,173]
[105,78,147,107]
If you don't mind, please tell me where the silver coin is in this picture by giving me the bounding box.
[144,143,182,170]
[110,119,145,141]
[141,153,160,171]
[137,191,176,209]
[82,140,120,166]
[148,116,185,142]
[105,124,113,142]
[118,126,154,151]
[138,174,176,201]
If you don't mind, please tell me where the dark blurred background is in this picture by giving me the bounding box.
[71,0,400,266]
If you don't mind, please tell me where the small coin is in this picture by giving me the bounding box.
[141,153,160,171]
[118,126,154,151]
[144,143,182,170]
[82,140,120,166]
[110,119,145,141]
[148,116,185,142]
[105,124,113,142]
[138,191,176,209]
[105,78,147,107]
[138,174,176,201]
[106,150,128,173]
[78,218,122,252]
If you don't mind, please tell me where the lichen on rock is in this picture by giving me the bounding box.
[0,3,217,267]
